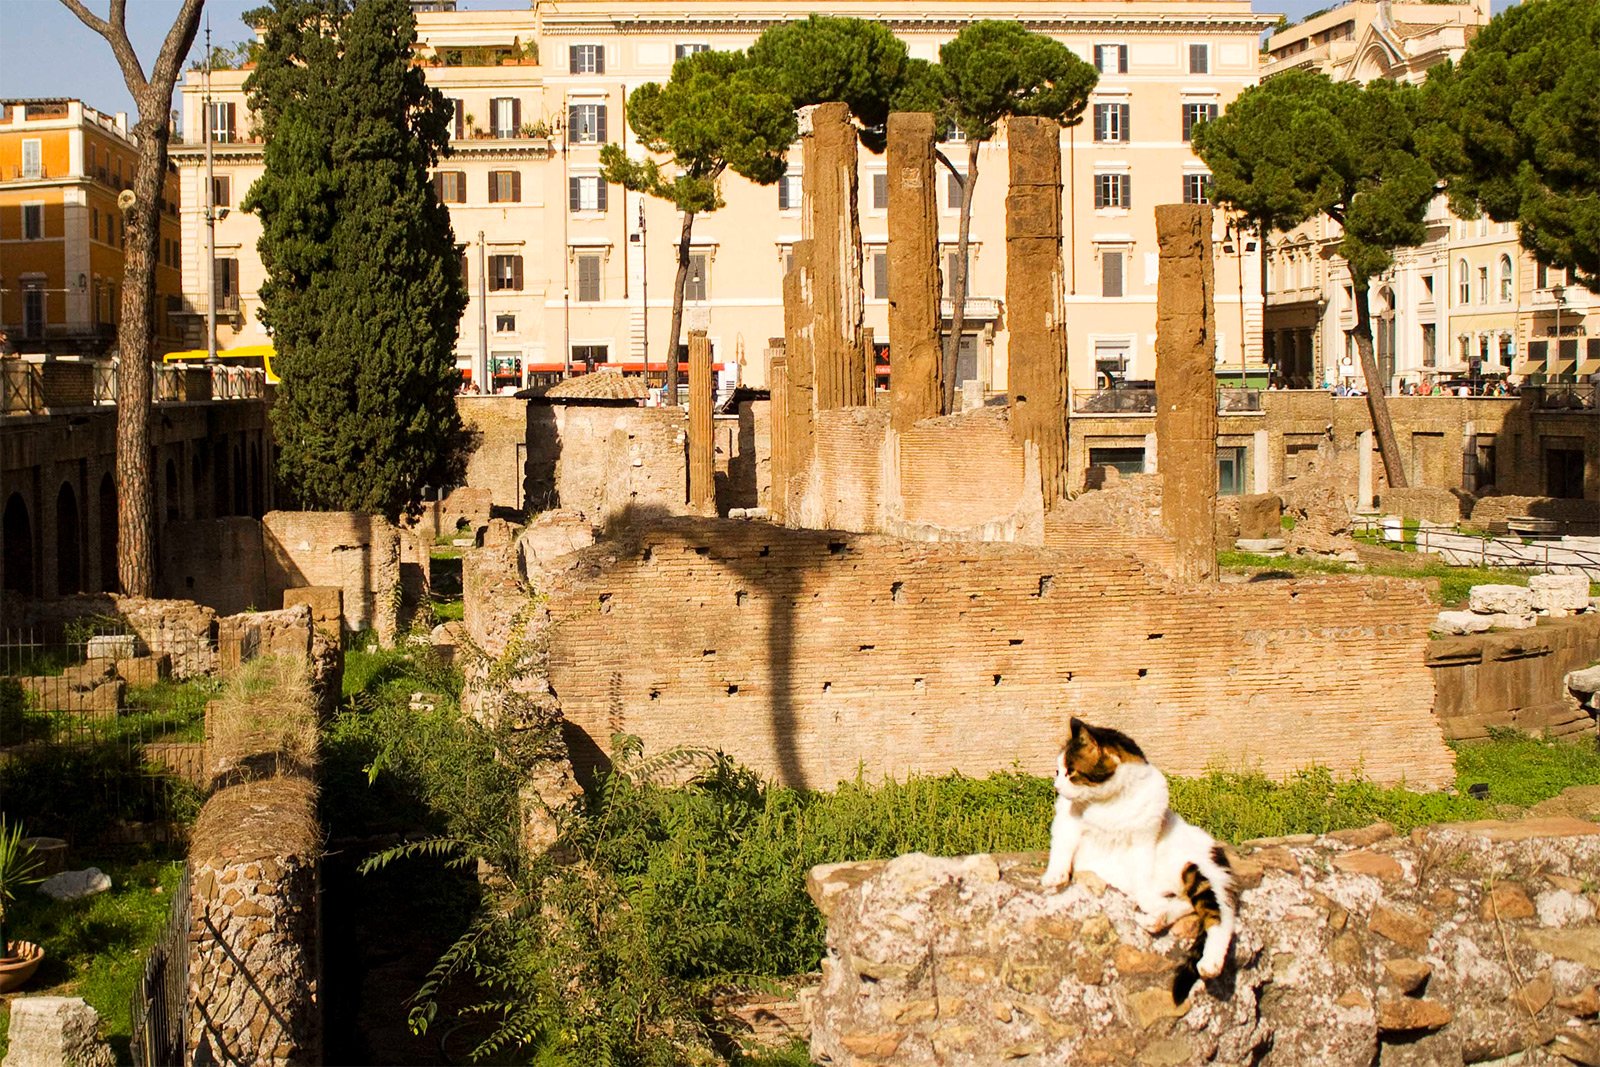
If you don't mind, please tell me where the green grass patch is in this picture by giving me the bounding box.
[1217,550,1536,607]
[1280,514,1296,531]
[1453,730,1600,809]
[0,853,186,1062]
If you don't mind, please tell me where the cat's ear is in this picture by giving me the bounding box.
[1069,716,1086,738]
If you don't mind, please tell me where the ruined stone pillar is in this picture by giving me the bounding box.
[1155,204,1218,582]
[781,241,816,524]
[688,329,714,515]
[1005,116,1070,510]
[887,112,942,431]
[768,353,789,523]
[805,101,866,411]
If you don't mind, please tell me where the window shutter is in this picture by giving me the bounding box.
[512,98,522,132]
[595,47,606,75]
[1103,252,1123,298]
[1120,104,1130,142]
[460,252,468,283]
[595,180,607,210]
[569,45,581,73]
[1118,45,1128,72]
[453,99,464,139]
[873,252,888,299]
[1121,174,1132,208]
[569,176,580,211]
[511,170,521,202]
[513,256,524,291]
[596,105,608,143]
[873,172,887,209]
[433,172,444,200]
[568,105,579,138]
[223,102,236,140]
[488,174,500,204]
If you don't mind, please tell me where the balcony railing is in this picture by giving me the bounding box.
[0,358,265,416]
[1072,386,1265,414]
[1527,383,1597,411]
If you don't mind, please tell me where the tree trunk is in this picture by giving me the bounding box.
[940,139,981,414]
[662,210,696,407]
[1350,268,1408,490]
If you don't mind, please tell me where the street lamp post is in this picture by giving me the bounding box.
[203,18,220,365]
[638,198,648,380]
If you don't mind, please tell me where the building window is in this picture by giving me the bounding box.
[685,253,708,301]
[871,249,889,300]
[1457,259,1470,305]
[208,101,236,143]
[1423,273,1435,301]
[1093,102,1130,143]
[943,120,967,143]
[490,97,520,138]
[777,173,802,211]
[569,44,604,74]
[1477,265,1489,304]
[488,170,521,203]
[22,203,43,240]
[871,172,888,210]
[215,258,239,311]
[432,170,466,203]
[569,174,608,211]
[1188,43,1210,74]
[1089,446,1144,476]
[496,314,516,333]
[448,97,464,140]
[1422,324,1436,367]
[568,103,607,144]
[675,43,709,59]
[1182,173,1210,205]
[1102,250,1125,298]
[1094,44,1128,73]
[1218,446,1245,496]
[21,138,42,179]
[90,208,99,241]
[1181,102,1217,142]
[211,175,231,208]
[23,287,45,337]
[1094,341,1130,386]
[575,252,603,302]
[489,254,523,291]
[946,171,965,210]
[1094,173,1131,209]
[1499,254,1513,303]
[572,344,608,365]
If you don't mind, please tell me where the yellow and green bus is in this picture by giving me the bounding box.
[163,345,279,384]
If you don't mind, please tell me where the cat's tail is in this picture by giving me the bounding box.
[1175,845,1236,995]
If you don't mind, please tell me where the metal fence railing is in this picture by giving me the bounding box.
[1,359,43,414]
[1526,383,1598,411]
[0,360,265,416]
[1354,517,1600,578]
[129,862,190,1067]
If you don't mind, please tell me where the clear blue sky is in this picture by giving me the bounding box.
[0,0,1519,119]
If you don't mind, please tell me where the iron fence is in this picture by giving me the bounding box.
[129,863,191,1067]
[1353,518,1600,578]
[1,359,42,414]
[1527,383,1598,411]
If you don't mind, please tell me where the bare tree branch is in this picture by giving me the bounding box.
[150,0,206,111]
[58,0,149,95]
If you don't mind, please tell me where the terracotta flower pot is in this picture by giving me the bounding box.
[0,940,45,993]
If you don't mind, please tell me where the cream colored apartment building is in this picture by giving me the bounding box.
[1260,0,1597,389]
[173,0,1276,395]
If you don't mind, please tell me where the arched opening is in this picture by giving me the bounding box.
[56,482,82,596]
[165,459,180,521]
[3,493,34,595]
[100,473,118,593]
[233,444,248,517]
[1499,254,1514,304]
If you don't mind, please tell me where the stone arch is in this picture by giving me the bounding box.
[99,473,118,593]
[165,458,180,522]
[3,493,34,595]
[56,481,82,596]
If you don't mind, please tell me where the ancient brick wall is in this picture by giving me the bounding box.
[1429,615,1600,740]
[527,404,687,526]
[543,517,1453,789]
[457,395,533,512]
[159,517,269,616]
[261,512,402,644]
[807,818,1600,1066]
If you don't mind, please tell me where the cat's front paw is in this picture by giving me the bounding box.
[1039,866,1072,889]
[1136,911,1171,934]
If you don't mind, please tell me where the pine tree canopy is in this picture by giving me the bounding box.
[244,0,467,516]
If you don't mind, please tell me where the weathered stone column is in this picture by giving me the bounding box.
[781,241,816,525]
[1155,203,1218,582]
[1005,116,1070,510]
[886,112,942,431]
[805,101,866,411]
[768,353,789,523]
[687,329,714,514]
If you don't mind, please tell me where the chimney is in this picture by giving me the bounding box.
[115,112,128,134]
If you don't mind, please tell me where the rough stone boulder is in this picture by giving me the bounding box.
[0,997,116,1067]
[805,819,1600,1066]
[1469,584,1535,616]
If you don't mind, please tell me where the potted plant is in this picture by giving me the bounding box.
[0,817,46,992]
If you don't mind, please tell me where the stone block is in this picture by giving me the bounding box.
[0,997,115,1067]
[1567,665,1600,696]
[1531,573,1591,615]
[85,634,137,661]
[1482,612,1537,630]
[1236,493,1283,540]
[1236,537,1286,553]
[38,868,112,901]
[1435,611,1492,635]
[1469,584,1534,616]
[114,654,170,688]
[283,586,342,637]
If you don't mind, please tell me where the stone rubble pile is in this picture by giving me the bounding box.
[805,818,1600,1066]
[1434,574,1592,635]
[1564,665,1600,722]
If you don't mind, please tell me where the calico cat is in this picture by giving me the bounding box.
[1040,717,1237,980]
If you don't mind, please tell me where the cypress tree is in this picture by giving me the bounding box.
[245,0,467,515]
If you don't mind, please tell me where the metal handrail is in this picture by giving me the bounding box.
[1,360,42,415]
[1355,517,1600,577]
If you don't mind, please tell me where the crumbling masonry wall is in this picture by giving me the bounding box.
[886,112,943,432]
[807,818,1600,1066]
[806,102,867,412]
[1428,613,1600,741]
[543,518,1454,789]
